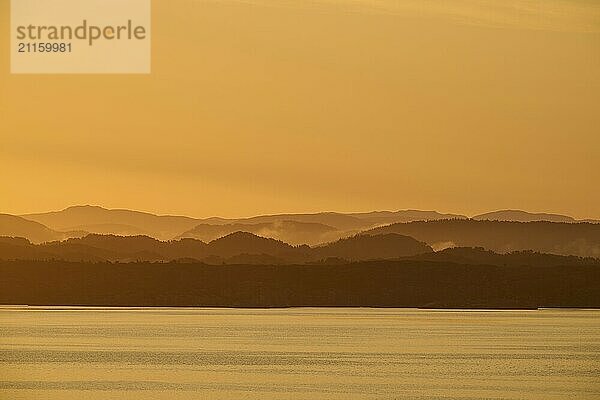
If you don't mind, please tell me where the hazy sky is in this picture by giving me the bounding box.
[1,0,599,218]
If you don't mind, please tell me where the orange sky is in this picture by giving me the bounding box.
[1,0,599,219]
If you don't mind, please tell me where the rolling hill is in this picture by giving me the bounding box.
[0,232,435,264]
[22,205,199,241]
[313,233,432,261]
[6,229,594,266]
[0,214,83,244]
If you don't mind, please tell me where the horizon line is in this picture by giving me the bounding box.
[8,204,599,222]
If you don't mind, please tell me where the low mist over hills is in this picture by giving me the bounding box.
[12,205,474,245]
[3,207,599,309]
[178,220,339,245]
[1,206,598,258]
[367,220,600,257]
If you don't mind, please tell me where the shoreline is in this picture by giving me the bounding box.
[2,305,599,311]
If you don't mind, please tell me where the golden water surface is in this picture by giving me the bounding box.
[0,307,599,399]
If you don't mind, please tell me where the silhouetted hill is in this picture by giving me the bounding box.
[0,234,203,263]
[3,232,435,264]
[0,237,53,260]
[473,210,576,223]
[61,234,209,262]
[23,205,199,241]
[0,232,304,263]
[204,232,298,258]
[3,232,435,263]
[0,236,113,262]
[64,234,164,254]
[2,231,598,267]
[178,220,338,245]
[406,247,598,267]
[366,220,600,257]
[0,214,83,244]
[314,234,432,261]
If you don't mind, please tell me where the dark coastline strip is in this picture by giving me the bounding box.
[0,260,598,309]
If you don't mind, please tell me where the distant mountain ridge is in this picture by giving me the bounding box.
[22,205,198,241]
[15,205,474,244]
[473,210,576,223]
[349,210,467,224]
[1,206,597,250]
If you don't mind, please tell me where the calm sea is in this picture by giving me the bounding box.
[0,307,598,399]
